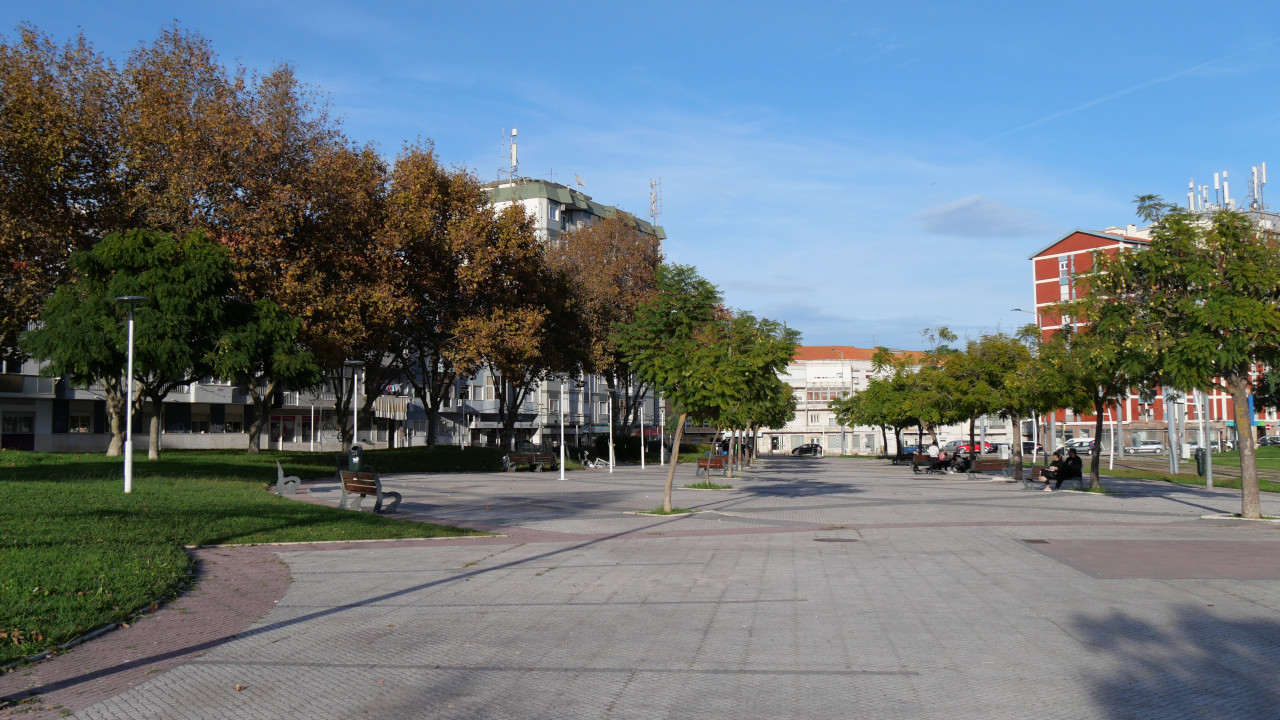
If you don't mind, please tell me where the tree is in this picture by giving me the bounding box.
[1034,326,1148,489]
[616,264,727,510]
[712,311,801,475]
[449,204,580,449]
[22,229,233,458]
[0,25,123,362]
[209,299,323,453]
[547,214,663,439]
[1083,205,1280,518]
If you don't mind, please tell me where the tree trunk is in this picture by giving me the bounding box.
[105,385,125,457]
[968,416,977,463]
[1229,373,1262,519]
[881,425,888,457]
[1010,411,1024,481]
[662,412,688,512]
[147,399,161,460]
[245,380,277,454]
[1089,395,1106,490]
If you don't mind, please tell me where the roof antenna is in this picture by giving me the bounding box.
[499,127,518,180]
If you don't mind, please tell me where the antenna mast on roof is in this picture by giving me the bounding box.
[649,177,663,228]
[499,127,518,181]
[1250,162,1267,210]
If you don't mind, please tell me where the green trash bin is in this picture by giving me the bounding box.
[1194,447,1207,477]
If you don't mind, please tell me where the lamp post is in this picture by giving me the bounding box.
[558,376,566,480]
[607,389,614,473]
[832,347,847,455]
[344,360,364,449]
[115,296,148,493]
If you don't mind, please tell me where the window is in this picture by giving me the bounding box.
[1058,257,1069,276]
[2,415,33,433]
[68,414,92,433]
[809,413,821,424]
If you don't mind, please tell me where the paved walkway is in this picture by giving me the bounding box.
[3,458,1279,719]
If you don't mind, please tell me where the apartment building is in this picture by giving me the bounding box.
[757,346,1011,456]
[1026,206,1280,451]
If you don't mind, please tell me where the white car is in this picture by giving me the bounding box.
[1064,438,1094,451]
[1125,441,1165,454]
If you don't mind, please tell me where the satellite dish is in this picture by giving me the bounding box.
[574,174,585,188]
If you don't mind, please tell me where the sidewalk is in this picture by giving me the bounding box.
[4,458,1279,719]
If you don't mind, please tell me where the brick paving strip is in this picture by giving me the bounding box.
[0,545,289,719]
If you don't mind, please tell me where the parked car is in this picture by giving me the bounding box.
[792,443,823,457]
[1258,436,1280,447]
[1125,441,1165,454]
[1065,438,1094,451]
[943,440,996,454]
[1022,441,1044,455]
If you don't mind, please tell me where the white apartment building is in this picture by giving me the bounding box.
[757,346,1014,456]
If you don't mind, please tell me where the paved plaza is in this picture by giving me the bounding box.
[4,457,1280,719]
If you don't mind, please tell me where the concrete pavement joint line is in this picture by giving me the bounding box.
[184,660,919,676]
[186,534,505,549]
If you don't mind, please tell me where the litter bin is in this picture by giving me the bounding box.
[348,444,364,472]
[1194,447,1206,477]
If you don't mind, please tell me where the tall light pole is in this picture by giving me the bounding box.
[344,360,364,449]
[115,296,148,493]
[607,389,614,473]
[832,347,847,455]
[558,376,566,480]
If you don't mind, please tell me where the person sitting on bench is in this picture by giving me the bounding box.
[1054,448,1084,490]
[1041,450,1064,491]
[949,453,970,474]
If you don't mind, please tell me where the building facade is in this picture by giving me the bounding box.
[756,346,1013,456]
[1026,211,1280,452]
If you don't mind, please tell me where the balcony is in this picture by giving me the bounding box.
[0,374,57,396]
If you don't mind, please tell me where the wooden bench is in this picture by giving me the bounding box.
[911,453,948,474]
[503,452,558,472]
[695,456,727,477]
[274,461,301,495]
[966,457,1012,480]
[338,471,402,513]
[1021,466,1087,491]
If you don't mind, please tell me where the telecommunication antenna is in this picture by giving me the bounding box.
[649,177,663,228]
[1250,162,1267,210]
[499,127,518,180]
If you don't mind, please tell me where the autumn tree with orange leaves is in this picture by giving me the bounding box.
[546,214,662,440]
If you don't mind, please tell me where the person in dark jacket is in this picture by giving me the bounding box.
[1041,450,1064,491]
[1055,448,1084,490]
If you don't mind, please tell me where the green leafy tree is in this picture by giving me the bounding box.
[210,299,323,453]
[1083,205,1280,518]
[616,264,725,511]
[22,229,233,458]
[1034,326,1149,489]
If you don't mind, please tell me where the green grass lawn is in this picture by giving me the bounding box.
[0,446,499,666]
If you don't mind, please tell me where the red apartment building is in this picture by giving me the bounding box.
[1027,225,1262,451]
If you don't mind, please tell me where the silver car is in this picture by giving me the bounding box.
[1124,441,1165,454]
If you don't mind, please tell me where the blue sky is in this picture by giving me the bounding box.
[7,1,1280,349]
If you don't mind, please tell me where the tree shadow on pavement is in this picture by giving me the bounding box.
[1075,605,1280,719]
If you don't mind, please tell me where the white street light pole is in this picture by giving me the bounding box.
[607,390,614,474]
[345,360,364,449]
[640,401,646,470]
[115,296,148,493]
[559,377,566,480]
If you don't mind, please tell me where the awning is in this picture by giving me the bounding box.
[373,395,410,420]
